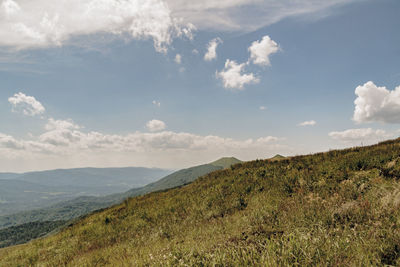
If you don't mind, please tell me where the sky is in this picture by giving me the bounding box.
[0,0,400,172]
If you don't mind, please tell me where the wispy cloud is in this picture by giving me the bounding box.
[166,0,359,31]
[298,120,316,126]
[174,54,182,64]
[152,100,161,107]
[204,37,222,61]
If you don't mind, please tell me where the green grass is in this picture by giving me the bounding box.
[1,139,400,266]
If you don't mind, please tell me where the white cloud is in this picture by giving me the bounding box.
[329,128,391,144]
[0,133,24,150]
[192,48,199,54]
[248,35,279,66]
[152,100,161,107]
[174,53,182,64]
[165,0,357,31]
[216,59,259,90]
[259,106,266,110]
[204,37,222,61]
[353,81,400,124]
[298,120,316,126]
[146,119,166,132]
[8,92,45,116]
[0,0,195,52]
[0,121,285,154]
[256,136,283,143]
[1,0,20,16]
[0,116,290,171]
[40,119,82,146]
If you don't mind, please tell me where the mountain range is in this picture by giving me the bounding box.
[0,167,171,216]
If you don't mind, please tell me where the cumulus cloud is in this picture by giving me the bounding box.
[146,119,166,132]
[165,0,356,31]
[248,35,279,66]
[329,128,391,144]
[8,92,45,116]
[298,120,316,126]
[0,0,195,52]
[353,81,400,124]
[40,119,82,146]
[174,53,182,64]
[216,59,259,90]
[204,37,222,61]
[0,133,24,150]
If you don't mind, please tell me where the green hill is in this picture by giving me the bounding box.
[2,140,400,265]
[123,157,242,197]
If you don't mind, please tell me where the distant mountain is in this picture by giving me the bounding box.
[0,179,77,215]
[12,167,171,191]
[0,173,20,180]
[0,157,242,230]
[0,167,171,216]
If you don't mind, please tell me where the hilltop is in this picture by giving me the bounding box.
[270,154,285,160]
[1,141,400,265]
[210,157,242,168]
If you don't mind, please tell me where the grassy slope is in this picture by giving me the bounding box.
[2,140,400,266]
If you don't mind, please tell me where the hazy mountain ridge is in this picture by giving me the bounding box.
[0,167,171,217]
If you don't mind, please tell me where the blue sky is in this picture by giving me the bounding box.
[0,0,399,172]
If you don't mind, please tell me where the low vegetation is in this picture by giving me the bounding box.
[1,140,400,266]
